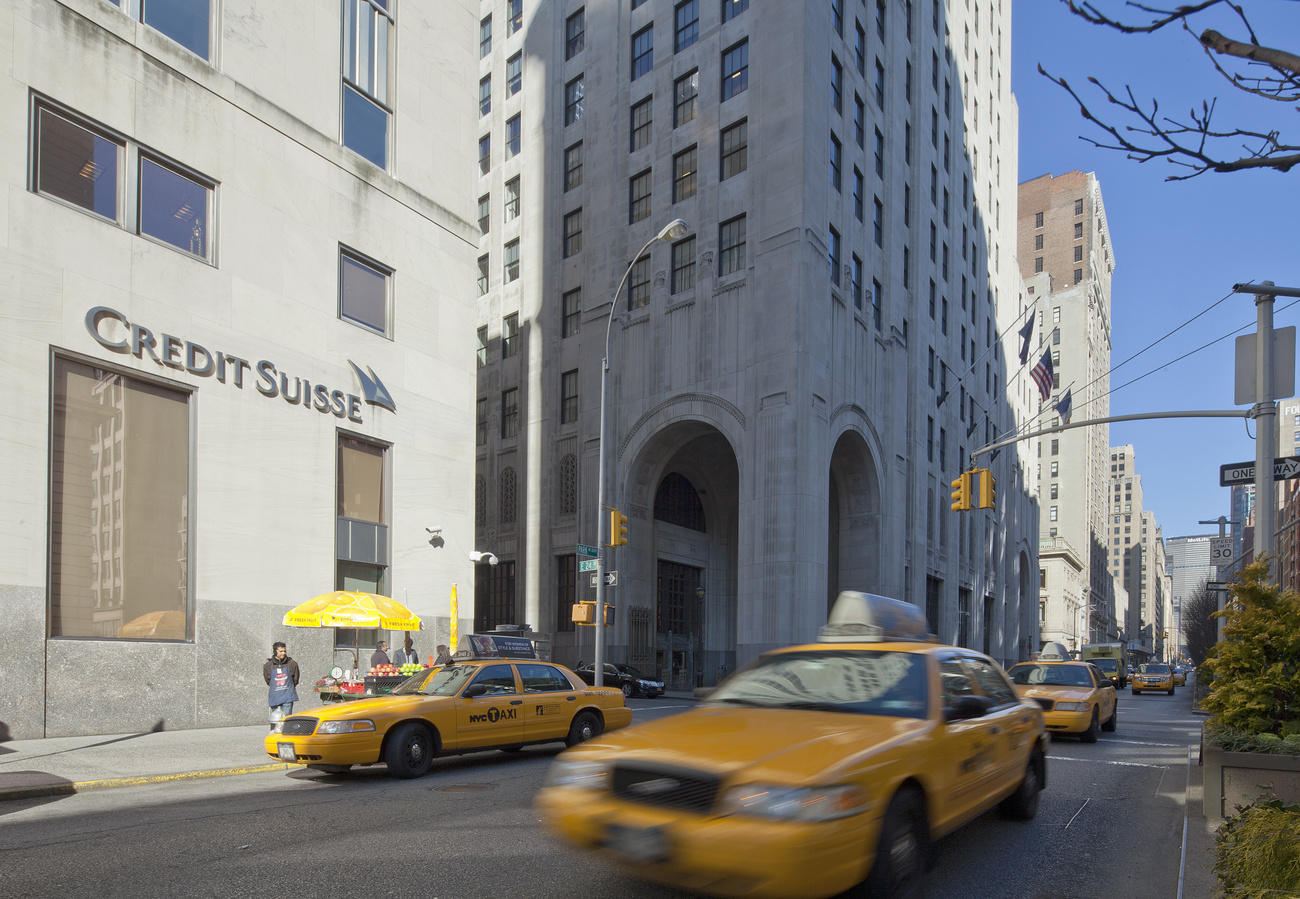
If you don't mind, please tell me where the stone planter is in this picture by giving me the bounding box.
[1202,732,1300,821]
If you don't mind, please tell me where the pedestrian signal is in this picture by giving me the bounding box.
[950,472,973,511]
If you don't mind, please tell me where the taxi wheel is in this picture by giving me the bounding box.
[1102,704,1117,732]
[1080,709,1100,743]
[862,790,926,898]
[566,711,603,748]
[385,723,435,778]
[622,683,634,698]
[1000,752,1043,821]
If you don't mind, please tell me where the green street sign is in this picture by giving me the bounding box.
[577,543,599,558]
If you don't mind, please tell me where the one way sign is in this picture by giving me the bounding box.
[1219,456,1300,486]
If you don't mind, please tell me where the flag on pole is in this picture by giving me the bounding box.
[1030,349,1054,400]
[1055,388,1073,424]
[1018,316,1035,365]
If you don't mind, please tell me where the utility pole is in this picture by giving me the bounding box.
[1199,516,1239,645]
[1254,281,1277,579]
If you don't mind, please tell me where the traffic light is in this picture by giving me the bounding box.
[571,603,594,624]
[950,471,973,511]
[977,468,996,509]
[608,507,629,546]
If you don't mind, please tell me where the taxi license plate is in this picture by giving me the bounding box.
[605,824,669,863]
[277,742,297,761]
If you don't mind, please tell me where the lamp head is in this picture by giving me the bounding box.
[657,218,689,242]
[469,551,500,566]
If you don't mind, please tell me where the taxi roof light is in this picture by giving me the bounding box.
[1037,642,1072,662]
[819,592,934,643]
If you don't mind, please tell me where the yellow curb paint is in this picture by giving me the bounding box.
[71,763,294,791]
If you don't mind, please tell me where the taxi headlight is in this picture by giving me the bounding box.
[316,720,375,734]
[718,784,870,822]
[544,759,610,790]
[271,721,285,734]
[1055,702,1090,712]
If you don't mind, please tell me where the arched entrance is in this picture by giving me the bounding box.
[827,430,883,610]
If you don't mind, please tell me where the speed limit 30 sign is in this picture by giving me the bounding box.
[1210,536,1233,566]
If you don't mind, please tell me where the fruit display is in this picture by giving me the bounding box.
[365,661,433,678]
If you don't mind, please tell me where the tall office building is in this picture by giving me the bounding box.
[1165,534,1216,657]
[1105,445,1167,659]
[1018,171,1116,649]
[0,0,479,737]
[473,0,1039,684]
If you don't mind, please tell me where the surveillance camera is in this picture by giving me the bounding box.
[487,554,499,567]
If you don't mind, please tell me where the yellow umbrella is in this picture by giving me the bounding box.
[283,591,422,670]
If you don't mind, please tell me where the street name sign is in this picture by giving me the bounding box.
[589,571,618,588]
[576,543,599,558]
[1218,456,1300,486]
[578,559,598,572]
[1209,536,1234,566]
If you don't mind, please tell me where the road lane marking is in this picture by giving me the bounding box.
[1178,746,1193,899]
[1049,755,1169,770]
[1064,797,1090,828]
[1103,738,1185,747]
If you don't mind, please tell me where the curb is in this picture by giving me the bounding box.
[0,762,293,802]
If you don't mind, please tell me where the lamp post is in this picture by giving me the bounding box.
[594,218,689,686]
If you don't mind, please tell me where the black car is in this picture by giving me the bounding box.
[573,662,665,698]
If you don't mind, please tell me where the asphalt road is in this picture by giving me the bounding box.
[0,692,1206,899]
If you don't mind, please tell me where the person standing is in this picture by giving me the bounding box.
[393,635,419,666]
[370,640,391,668]
[434,644,453,666]
[263,642,300,730]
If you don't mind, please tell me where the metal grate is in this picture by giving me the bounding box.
[281,717,318,736]
[612,763,720,813]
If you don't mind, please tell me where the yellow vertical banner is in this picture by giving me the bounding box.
[449,583,459,652]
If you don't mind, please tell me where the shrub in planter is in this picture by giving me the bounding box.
[1201,558,1300,739]
[1213,799,1300,896]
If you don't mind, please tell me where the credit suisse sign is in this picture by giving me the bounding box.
[85,306,395,423]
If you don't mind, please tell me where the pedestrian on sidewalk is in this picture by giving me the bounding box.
[393,635,419,666]
[370,640,391,668]
[434,644,453,666]
[264,642,300,730]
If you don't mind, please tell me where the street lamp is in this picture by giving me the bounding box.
[594,217,690,686]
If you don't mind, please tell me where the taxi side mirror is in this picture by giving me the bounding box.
[944,694,993,722]
[462,684,489,698]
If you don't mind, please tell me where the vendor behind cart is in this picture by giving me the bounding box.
[263,642,300,730]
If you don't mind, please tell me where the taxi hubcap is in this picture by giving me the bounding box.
[408,738,425,762]
[580,722,594,740]
[891,828,919,880]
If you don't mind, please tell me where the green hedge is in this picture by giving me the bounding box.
[1206,720,1300,755]
[1214,799,1300,897]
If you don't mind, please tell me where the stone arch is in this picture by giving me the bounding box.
[827,426,885,609]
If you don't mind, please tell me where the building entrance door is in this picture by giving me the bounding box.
[656,559,702,690]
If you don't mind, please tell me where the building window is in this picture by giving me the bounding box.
[336,432,389,604]
[1034,257,1043,273]
[562,208,582,257]
[1034,211,1044,228]
[1050,483,1058,499]
[851,254,863,309]
[1074,245,1083,262]
[479,74,492,117]
[831,55,843,114]
[1075,198,1084,215]
[476,326,488,368]
[501,389,519,438]
[33,105,123,222]
[628,255,651,309]
[632,24,654,80]
[675,0,699,51]
[854,95,865,147]
[479,14,492,57]
[502,313,519,359]
[873,127,885,177]
[560,369,579,424]
[476,398,487,445]
[564,142,583,190]
[559,455,578,515]
[478,134,491,174]
[671,235,696,294]
[564,75,585,125]
[476,559,517,632]
[673,146,698,202]
[722,0,748,22]
[830,134,842,191]
[566,8,585,59]
[503,239,520,282]
[1050,506,1058,522]
[720,119,748,179]
[872,279,882,329]
[853,167,864,220]
[630,96,653,151]
[338,248,391,336]
[504,177,520,221]
[856,21,867,74]
[674,70,699,127]
[475,476,487,528]
[722,40,749,100]
[828,225,841,286]
[831,0,844,35]
[505,114,521,158]
[477,254,489,295]
[500,467,517,523]
[1034,233,1043,250]
[138,156,214,260]
[556,554,577,632]
[874,59,885,109]
[629,168,652,223]
[1074,268,1083,283]
[562,288,581,338]
[506,52,522,96]
[718,214,746,276]
[477,193,490,234]
[927,415,934,462]
[49,357,192,640]
[873,196,883,246]
[131,0,212,58]
[342,0,393,168]
[507,0,522,35]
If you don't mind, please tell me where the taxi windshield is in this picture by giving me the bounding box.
[1138,663,1170,675]
[706,650,928,718]
[390,664,470,696]
[1008,664,1093,687]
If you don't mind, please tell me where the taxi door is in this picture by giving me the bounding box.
[517,663,581,742]
[961,655,1037,798]
[455,663,526,748]
[934,655,1005,831]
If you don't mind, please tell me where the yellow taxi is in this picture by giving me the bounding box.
[1172,666,1187,687]
[1006,645,1117,742]
[535,593,1048,898]
[264,634,631,778]
[1131,662,1175,695]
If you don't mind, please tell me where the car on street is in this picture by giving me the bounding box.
[1172,666,1187,687]
[264,635,631,778]
[1006,645,1117,742]
[1131,662,1175,695]
[573,662,665,698]
[536,592,1048,898]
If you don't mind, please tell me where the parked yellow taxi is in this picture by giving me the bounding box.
[1131,662,1175,695]
[535,593,1048,898]
[264,635,631,777]
[1006,645,1117,742]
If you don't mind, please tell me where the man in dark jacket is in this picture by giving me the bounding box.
[264,642,300,730]
[370,640,391,669]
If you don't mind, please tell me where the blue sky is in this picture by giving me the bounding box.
[1011,1,1300,539]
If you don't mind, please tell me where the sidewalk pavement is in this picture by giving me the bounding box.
[0,690,700,802]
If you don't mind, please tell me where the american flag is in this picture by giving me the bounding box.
[1030,349,1054,401]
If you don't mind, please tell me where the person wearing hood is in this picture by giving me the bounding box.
[263,642,300,730]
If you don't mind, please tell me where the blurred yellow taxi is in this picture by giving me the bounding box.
[264,634,630,777]
[1131,663,1175,695]
[536,593,1048,898]
[1172,667,1187,687]
[1006,645,1117,742]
